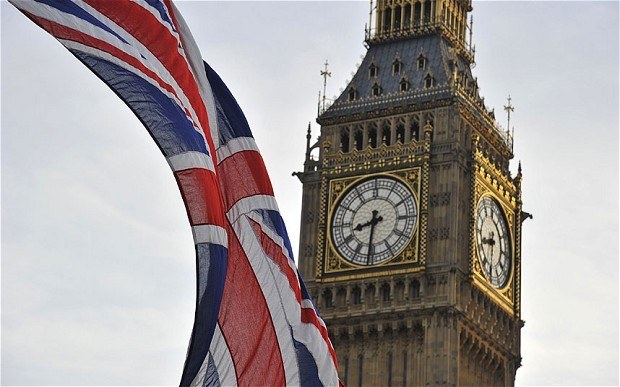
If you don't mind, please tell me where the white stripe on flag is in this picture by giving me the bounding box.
[226,195,279,225]
[241,214,339,386]
[59,39,200,138]
[167,151,215,173]
[233,217,300,386]
[216,137,260,164]
[301,299,315,310]
[170,2,221,150]
[246,211,300,287]
[208,324,238,387]
[74,0,210,148]
[192,225,228,247]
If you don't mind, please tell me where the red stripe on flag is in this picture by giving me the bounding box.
[301,307,339,368]
[218,150,274,212]
[217,227,286,385]
[175,168,225,227]
[247,217,338,368]
[83,0,215,156]
[248,218,301,304]
[22,12,200,129]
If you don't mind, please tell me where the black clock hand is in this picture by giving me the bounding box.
[365,210,384,265]
[366,222,376,265]
[354,219,372,231]
[355,210,384,232]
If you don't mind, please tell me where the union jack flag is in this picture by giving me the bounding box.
[9,1,339,385]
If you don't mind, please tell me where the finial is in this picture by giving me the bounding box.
[322,137,332,152]
[320,60,332,113]
[504,94,515,133]
[369,0,374,37]
[423,120,433,140]
[517,160,522,176]
[305,122,313,161]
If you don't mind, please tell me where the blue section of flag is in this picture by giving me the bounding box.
[203,353,221,387]
[72,50,209,157]
[143,0,176,32]
[256,209,295,261]
[293,337,324,387]
[203,62,253,144]
[181,243,228,386]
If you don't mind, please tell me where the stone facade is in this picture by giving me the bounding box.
[295,1,524,385]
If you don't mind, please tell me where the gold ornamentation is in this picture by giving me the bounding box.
[321,167,424,276]
[469,153,519,314]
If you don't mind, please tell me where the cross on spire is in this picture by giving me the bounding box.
[320,60,332,112]
[504,94,514,132]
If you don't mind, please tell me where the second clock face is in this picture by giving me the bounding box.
[475,196,512,289]
[331,176,417,266]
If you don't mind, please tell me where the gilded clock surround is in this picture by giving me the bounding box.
[474,195,513,290]
[468,139,520,315]
[325,169,423,273]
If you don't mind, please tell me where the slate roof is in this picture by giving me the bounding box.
[318,35,476,123]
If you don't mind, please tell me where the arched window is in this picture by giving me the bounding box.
[339,128,350,152]
[394,6,402,31]
[336,287,347,307]
[381,121,391,146]
[392,59,402,75]
[384,7,392,32]
[323,289,333,308]
[411,279,421,299]
[404,4,412,29]
[396,122,405,143]
[414,2,421,26]
[399,78,410,92]
[348,87,358,101]
[424,74,435,88]
[369,63,378,78]
[354,128,363,150]
[424,0,432,22]
[365,283,376,304]
[381,283,391,302]
[417,54,426,70]
[352,286,362,305]
[372,82,382,97]
[368,126,378,148]
[410,119,420,141]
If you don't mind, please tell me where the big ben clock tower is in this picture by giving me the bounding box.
[295,0,524,385]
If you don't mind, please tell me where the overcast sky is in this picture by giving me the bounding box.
[1,1,618,385]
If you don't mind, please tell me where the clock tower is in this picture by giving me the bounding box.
[295,0,524,385]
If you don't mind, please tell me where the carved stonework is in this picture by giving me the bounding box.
[296,3,523,385]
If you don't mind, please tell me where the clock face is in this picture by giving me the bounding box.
[330,176,417,266]
[475,196,512,289]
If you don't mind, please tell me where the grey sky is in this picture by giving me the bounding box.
[1,1,618,385]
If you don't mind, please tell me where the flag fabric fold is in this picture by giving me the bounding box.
[9,1,339,386]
